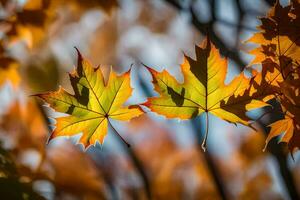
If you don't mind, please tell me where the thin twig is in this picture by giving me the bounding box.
[191,119,229,200]
[201,112,209,152]
[108,119,131,148]
[108,118,152,199]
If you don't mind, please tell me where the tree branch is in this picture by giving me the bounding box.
[109,120,152,199]
[190,118,230,200]
[164,0,246,70]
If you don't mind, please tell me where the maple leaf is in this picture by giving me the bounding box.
[35,49,144,148]
[266,114,300,157]
[265,79,300,155]
[265,117,294,148]
[247,0,300,79]
[143,38,268,151]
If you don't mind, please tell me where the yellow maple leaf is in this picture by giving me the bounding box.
[35,49,144,148]
[143,38,268,151]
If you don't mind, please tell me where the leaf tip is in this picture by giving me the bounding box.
[74,47,83,68]
[30,92,47,100]
[46,132,55,145]
[141,63,157,74]
[290,152,295,161]
[249,123,258,131]
[124,65,133,76]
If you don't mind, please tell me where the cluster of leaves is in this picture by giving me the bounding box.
[0,0,52,88]
[33,1,300,155]
[0,1,297,198]
[0,0,118,90]
[248,0,300,154]
[0,100,110,199]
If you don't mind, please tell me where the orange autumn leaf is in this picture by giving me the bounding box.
[266,115,300,157]
[35,49,144,149]
[143,38,268,151]
[247,0,300,79]
[265,79,300,155]
[266,117,294,148]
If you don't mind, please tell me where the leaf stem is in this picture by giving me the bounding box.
[202,112,209,152]
[108,119,131,148]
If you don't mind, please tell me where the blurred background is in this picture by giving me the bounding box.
[0,0,299,199]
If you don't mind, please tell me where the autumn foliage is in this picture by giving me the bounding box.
[1,0,300,199]
[248,0,300,154]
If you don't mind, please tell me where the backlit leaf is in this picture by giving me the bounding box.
[35,49,144,148]
[143,38,268,150]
